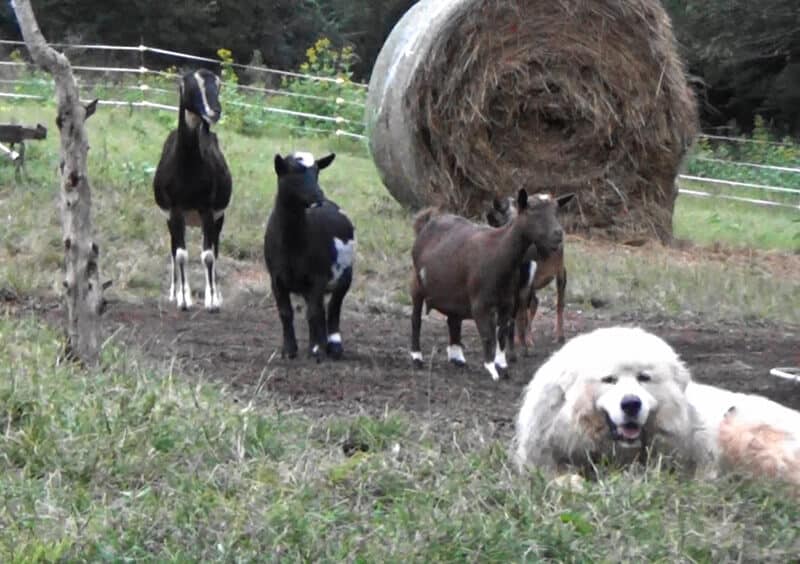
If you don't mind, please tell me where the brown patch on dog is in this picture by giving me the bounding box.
[574,383,607,445]
[719,408,800,488]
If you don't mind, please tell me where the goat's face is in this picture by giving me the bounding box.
[180,69,222,126]
[514,190,575,257]
[274,152,335,207]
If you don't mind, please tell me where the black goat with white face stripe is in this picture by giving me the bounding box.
[264,152,356,361]
[154,69,232,312]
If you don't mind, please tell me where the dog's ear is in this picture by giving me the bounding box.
[672,358,691,391]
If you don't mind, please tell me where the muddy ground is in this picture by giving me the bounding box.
[9,271,799,444]
[16,274,796,443]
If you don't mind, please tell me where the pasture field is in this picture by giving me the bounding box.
[1,100,800,561]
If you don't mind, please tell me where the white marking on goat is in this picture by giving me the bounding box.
[293,151,316,167]
[411,351,423,362]
[419,267,426,286]
[175,248,192,309]
[447,345,466,364]
[184,110,201,129]
[328,332,342,344]
[312,345,320,355]
[526,261,538,289]
[168,254,176,302]
[330,237,355,286]
[494,343,508,369]
[484,361,500,382]
[194,71,216,120]
[202,249,221,310]
[535,193,552,201]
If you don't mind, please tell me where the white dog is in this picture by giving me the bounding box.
[513,326,800,488]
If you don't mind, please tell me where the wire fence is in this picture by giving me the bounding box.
[1,40,798,212]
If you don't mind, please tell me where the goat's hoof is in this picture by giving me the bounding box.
[205,305,220,314]
[449,358,466,368]
[496,364,509,380]
[282,347,298,360]
[412,358,424,369]
[556,335,566,344]
[326,342,344,360]
[507,350,518,364]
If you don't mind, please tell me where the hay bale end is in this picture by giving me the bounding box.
[366,0,698,242]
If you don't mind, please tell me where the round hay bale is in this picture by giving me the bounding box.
[366,0,698,242]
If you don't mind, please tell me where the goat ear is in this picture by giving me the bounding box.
[274,154,288,176]
[517,189,529,211]
[317,153,335,170]
[556,192,576,209]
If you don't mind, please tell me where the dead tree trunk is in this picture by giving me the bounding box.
[12,0,106,363]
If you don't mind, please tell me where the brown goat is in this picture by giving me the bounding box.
[486,193,574,355]
[411,189,571,381]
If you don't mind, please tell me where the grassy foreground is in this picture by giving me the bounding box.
[1,315,799,562]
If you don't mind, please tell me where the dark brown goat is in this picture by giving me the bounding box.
[410,189,569,381]
[486,193,574,355]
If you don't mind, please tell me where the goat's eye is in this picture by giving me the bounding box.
[637,372,652,382]
[601,375,616,384]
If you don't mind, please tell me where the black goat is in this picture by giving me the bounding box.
[153,69,232,312]
[264,152,355,361]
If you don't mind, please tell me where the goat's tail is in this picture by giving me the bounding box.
[412,207,441,236]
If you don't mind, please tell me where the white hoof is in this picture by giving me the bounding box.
[177,282,193,310]
[447,344,466,366]
[204,285,222,311]
[484,362,500,381]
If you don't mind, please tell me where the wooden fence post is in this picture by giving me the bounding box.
[12,0,106,363]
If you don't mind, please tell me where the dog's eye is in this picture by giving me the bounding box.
[601,375,617,384]
[637,372,652,382]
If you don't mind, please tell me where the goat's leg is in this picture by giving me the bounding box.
[446,316,466,367]
[526,291,540,349]
[326,268,352,360]
[496,302,511,378]
[474,305,502,381]
[555,268,567,343]
[272,280,298,359]
[200,210,222,312]
[168,211,192,310]
[305,284,328,362]
[410,281,424,368]
[515,286,532,350]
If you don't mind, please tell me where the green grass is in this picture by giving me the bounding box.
[674,184,800,251]
[2,99,797,323]
[1,98,799,560]
[1,314,799,562]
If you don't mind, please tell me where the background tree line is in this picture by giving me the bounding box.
[1,0,798,136]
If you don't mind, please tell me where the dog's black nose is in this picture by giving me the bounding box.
[620,395,642,416]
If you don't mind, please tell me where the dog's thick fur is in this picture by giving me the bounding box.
[513,326,800,488]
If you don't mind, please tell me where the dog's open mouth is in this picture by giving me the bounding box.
[604,412,643,444]
[618,422,642,441]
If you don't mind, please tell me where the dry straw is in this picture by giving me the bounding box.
[366,0,698,242]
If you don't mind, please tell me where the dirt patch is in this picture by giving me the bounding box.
[17,282,796,443]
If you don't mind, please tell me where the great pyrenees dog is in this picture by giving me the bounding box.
[513,326,800,488]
